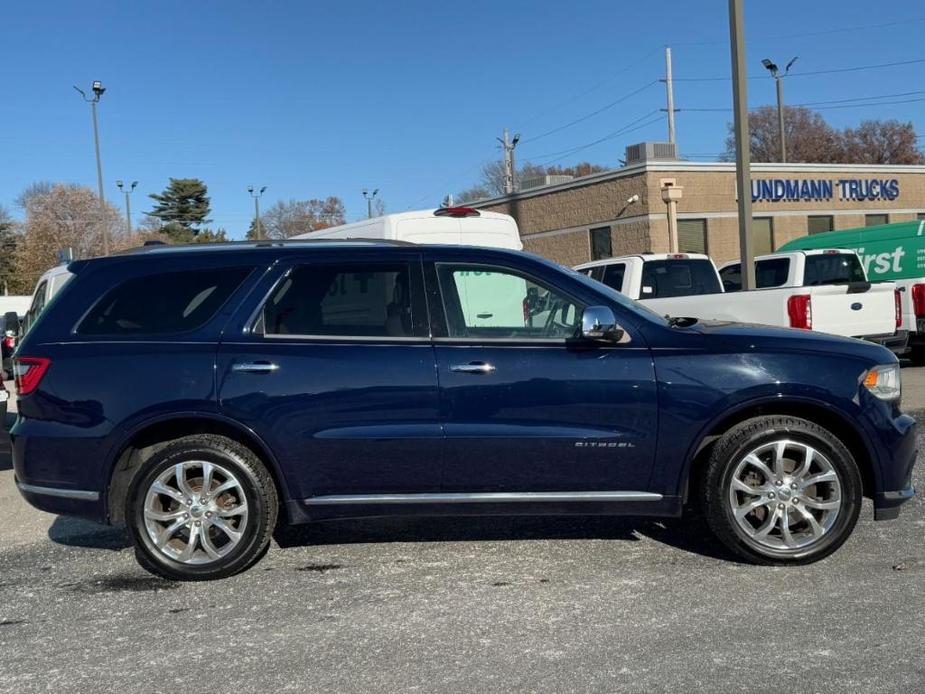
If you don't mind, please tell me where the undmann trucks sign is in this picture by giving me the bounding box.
[750,178,900,202]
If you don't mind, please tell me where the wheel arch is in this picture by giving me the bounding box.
[106,413,290,525]
[682,397,878,506]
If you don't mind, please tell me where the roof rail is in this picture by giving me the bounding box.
[113,237,417,255]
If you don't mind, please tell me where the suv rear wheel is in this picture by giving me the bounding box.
[126,434,278,581]
[702,416,862,565]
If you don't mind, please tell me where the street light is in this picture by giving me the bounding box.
[74,80,109,254]
[761,56,798,162]
[248,186,267,239]
[362,188,379,219]
[116,180,138,235]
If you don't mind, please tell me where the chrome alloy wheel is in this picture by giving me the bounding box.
[727,440,842,553]
[143,461,249,565]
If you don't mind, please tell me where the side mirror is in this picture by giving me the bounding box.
[3,311,20,336]
[581,306,625,343]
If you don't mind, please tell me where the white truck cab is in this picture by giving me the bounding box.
[577,250,899,345]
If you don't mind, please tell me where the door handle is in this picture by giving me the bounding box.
[450,362,496,374]
[232,361,280,374]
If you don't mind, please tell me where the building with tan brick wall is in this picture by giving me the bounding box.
[470,160,925,266]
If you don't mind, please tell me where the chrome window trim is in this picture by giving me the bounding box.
[303,491,663,505]
[16,481,100,501]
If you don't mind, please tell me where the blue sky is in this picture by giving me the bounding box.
[3,0,925,237]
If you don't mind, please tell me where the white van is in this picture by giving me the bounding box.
[21,264,74,334]
[291,207,522,250]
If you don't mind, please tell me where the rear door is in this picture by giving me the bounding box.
[217,251,444,500]
[426,252,658,494]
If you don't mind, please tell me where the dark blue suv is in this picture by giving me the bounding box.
[12,241,917,580]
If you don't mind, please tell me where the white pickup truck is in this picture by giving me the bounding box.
[575,251,899,343]
[717,249,902,349]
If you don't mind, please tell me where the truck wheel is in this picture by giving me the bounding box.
[126,434,278,581]
[701,416,861,565]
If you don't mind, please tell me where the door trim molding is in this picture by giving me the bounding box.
[303,491,663,505]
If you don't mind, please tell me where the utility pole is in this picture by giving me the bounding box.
[664,47,677,145]
[729,0,755,291]
[248,186,267,239]
[497,129,520,194]
[362,188,379,218]
[74,81,109,255]
[761,57,798,162]
[116,180,138,234]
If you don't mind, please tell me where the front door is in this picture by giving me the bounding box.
[218,253,443,501]
[428,260,658,493]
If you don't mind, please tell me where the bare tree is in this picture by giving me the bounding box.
[457,159,609,202]
[723,106,924,164]
[842,120,925,164]
[723,106,843,163]
[13,183,125,290]
[246,197,347,239]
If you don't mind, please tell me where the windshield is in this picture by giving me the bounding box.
[803,254,866,285]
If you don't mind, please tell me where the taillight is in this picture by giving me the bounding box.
[13,357,51,396]
[1,336,13,350]
[787,294,813,330]
[434,206,480,218]
[912,284,925,318]
[895,288,903,329]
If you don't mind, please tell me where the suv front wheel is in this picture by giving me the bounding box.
[126,434,278,581]
[702,415,862,565]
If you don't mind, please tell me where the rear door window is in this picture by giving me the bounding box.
[803,254,866,286]
[78,267,251,335]
[720,259,790,291]
[600,263,626,292]
[640,260,721,298]
[257,262,423,338]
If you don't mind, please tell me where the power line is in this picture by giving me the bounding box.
[521,80,659,145]
[680,90,925,113]
[671,16,925,47]
[515,47,662,131]
[674,57,925,82]
[538,112,666,166]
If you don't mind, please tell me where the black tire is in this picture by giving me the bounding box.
[701,415,862,565]
[126,434,278,581]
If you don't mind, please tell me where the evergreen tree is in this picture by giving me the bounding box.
[148,178,212,240]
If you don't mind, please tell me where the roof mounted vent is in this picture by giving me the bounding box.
[624,142,678,166]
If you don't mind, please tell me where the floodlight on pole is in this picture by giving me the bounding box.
[362,188,379,219]
[116,179,138,234]
[74,80,109,254]
[248,185,267,239]
[762,56,798,162]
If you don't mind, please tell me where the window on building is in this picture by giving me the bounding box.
[436,264,584,340]
[677,219,707,254]
[79,267,252,336]
[917,213,925,221]
[807,216,834,235]
[865,214,889,227]
[589,227,612,260]
[258,263,417,338]
[752,217,774,256]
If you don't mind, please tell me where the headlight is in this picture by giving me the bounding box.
[863,364,901,401]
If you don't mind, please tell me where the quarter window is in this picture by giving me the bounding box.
[78,267,251,336]
[436,264,584,340]
[259,263,416,338]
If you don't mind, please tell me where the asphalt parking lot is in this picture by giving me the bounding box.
[1,371,924,694]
